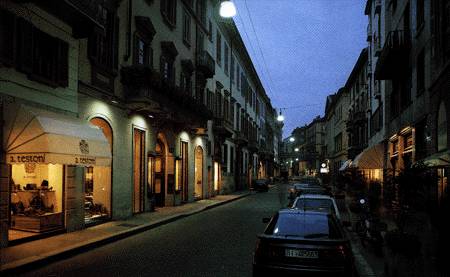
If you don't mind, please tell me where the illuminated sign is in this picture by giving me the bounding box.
[9,154,45,163]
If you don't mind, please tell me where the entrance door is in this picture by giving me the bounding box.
[155,140,165,206]
[133,128,145,213]
[194,146,203,199]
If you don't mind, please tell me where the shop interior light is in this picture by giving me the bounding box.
[219,1,237,18]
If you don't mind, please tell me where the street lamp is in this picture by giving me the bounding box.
[277,109,284,122]
[289,137,295,142]
[294,148,299,152]
[219,1,237,18]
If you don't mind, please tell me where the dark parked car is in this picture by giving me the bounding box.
[288,183,328,198]
[252,179,269,192]
[253,210,356,277]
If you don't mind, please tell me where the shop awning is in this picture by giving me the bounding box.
[351,143,385,169]
[339,159,352,171]
[415,151,450,168]
[5,106,111,166]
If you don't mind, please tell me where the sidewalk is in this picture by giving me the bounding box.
[0,191,251,274]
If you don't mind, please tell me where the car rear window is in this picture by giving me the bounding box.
[295,199,334,213]
[265,213,341,239]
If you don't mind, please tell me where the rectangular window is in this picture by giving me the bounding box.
[231,55,235,83]
[0,9,15,66]
[236,66,240,89]
[224,43,229,75]
[216,31,222,66]
[161,0,177,27]
[223,144,228,172]
[230,146,234,173]
[10,16,69,88]
[417,49,425,95]
[160,55,175,84]
[208,20,213,41]
[417,0,425,30]
[182,11,191,46]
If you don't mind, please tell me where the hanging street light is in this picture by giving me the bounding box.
[294,148,299,152]
[289,137,295,142]
[277,109,284,122]
[219,1,237,18]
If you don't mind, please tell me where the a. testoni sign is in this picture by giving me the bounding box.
[9,154,45,163]
[7,153,96,165]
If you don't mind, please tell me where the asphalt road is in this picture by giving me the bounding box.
[17,183,291,277]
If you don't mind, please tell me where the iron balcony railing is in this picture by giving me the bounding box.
[196,50,215,78]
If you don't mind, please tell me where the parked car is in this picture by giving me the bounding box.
[288,183,327,204]
[298,176,322,187]
[252,179,269,192]
[292,194,341,221]
[253,210,356,276]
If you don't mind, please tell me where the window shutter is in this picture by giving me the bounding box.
[15,18,33,74]
[0,9,15,66]
[113,16,119,69]
[57,40,69,87]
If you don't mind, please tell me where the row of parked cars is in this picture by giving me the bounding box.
[252,176,356,276]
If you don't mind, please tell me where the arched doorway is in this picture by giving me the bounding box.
[194,146,203,199]
[155,139,166,206]
[85,117,113,224]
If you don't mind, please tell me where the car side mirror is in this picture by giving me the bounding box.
[262,217,271,223]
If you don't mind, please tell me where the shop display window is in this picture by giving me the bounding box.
[84,166,111,225]
[10,163,64,236]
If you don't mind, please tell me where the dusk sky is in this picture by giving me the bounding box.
[233,0,368,138]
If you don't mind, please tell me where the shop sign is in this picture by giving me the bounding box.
[75,156,96,165]
[9,154,46,163]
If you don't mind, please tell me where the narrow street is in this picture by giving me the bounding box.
[15,185,290,277]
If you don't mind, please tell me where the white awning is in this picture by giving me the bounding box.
[5,105,111,166]
[416,151,450,168]
[351,143,385,169]
[339,159,352,171]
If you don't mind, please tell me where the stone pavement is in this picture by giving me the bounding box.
[0,191,251,274]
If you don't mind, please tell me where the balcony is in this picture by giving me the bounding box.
[248,138,259,153]
[121,65,212,121]
[196,50,215,79]
[213,117,233,138]
[234,131,248,146]
[14,0,103,38]
[375,30,411,80]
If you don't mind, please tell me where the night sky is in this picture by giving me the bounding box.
[233,0,367,138]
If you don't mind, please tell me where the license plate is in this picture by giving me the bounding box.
[285,249,319,259]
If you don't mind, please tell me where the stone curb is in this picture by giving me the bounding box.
[1,192,251,275]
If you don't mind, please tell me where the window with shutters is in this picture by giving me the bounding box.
[161,0,177,28]
[224,43,229,76]
[0,10,68,88]
[89,5,117,70]
[88,3,118,92]
[182,10,191,47]
[0,9,15,67]
[231,55,235,83]
[216,31,222,66]
[160,55,175,85]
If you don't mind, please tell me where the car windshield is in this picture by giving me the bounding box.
[295,199,334,213]
[265,213,341,239]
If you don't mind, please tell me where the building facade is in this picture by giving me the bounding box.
[324,88,350,180]
[0,0,279,247]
